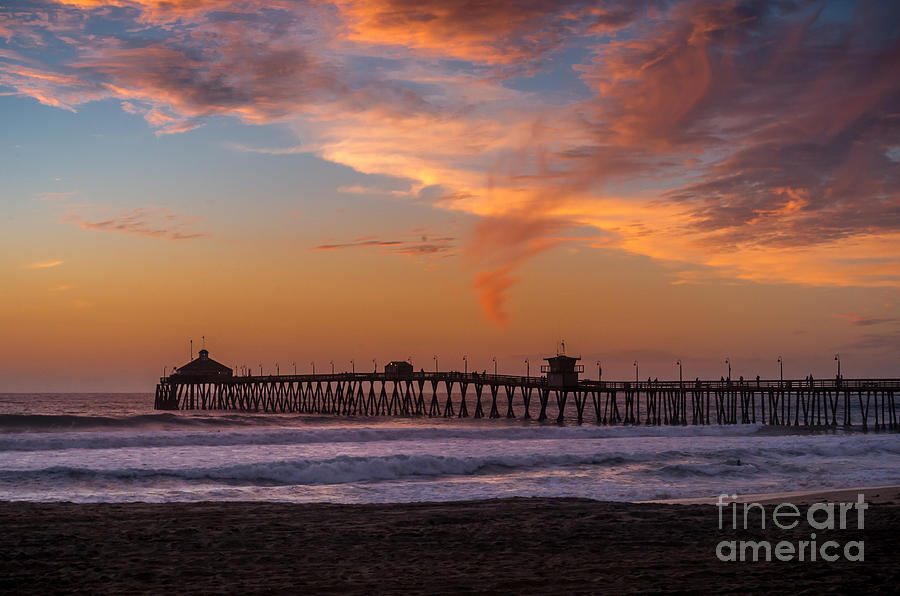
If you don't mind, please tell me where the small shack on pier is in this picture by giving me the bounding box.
[173,349,233,379]
[384,360,414,378]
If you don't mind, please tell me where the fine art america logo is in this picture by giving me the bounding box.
[716,493,867,562]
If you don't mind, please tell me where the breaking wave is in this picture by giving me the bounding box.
[3,437,899,489]
[0,452,692,486]
[0,421,784,452]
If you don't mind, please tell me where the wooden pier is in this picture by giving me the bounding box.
[155,370,899,430]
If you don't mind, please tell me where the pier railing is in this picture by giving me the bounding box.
[155,372,899,430]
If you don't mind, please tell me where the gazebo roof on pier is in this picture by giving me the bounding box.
[174,349,232,377]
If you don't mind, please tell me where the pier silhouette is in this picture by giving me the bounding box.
[155,350,898,429]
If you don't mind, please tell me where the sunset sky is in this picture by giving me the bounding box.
[2,0,899,391]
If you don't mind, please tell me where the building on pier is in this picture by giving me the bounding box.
[384,360,414,378]
[542,355,583,389]
[173,349,233,379]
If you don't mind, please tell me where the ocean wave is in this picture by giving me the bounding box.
[4,436,899,488]
[0,413,267,432]
[0,452,639,487]
[0,421,777,451]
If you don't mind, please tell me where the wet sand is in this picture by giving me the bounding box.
[648,484,900,506]
[1,495,898,594]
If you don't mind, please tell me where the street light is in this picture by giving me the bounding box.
[372,359,377,373]
[330,360,334,374]
[311,361,315,374]
[725,358,731,380]
[491,356,498,375]
[676,359,683,384]
[777,356,783,382]
[433,355,438,373]
[275,362,279,375]
[525,358,530,378]
[350,359,355,373]
[292,361,297,375]
[633,360,639,383]
[259,363,263,376]
[463,355,468,374]
[834,354,841,379]
[596,360,602,382]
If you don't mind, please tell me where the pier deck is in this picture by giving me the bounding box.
[155,372,899,429]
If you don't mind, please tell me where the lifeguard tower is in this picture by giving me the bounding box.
[541,341,584,389]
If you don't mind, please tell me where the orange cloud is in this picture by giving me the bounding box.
[27,260,64,269]
[472,265,518,327]
[335,0,603,67]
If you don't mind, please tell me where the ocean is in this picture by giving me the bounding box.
[1,393,898,503]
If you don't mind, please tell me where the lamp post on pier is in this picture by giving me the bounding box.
[275,362,279,375]
[372,359,377,373]
[351,359,355,373]
[676,359,683,384]
[725,358,731,381]
[433,355,438,373]
[292,361,297,375]
[834,354,841,379]
[525,358,530,378]
[491,356,497,376]
[633,360,639,384]
[330,360,334,374]
[463,355,468,374]
[596,360,602,382]
[777,356,783,382]
[311,361,315,375]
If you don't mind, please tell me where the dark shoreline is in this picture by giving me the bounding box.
[2,498,898,594]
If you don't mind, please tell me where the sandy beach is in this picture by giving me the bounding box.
[2,490,898,594]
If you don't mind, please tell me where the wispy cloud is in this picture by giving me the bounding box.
[225,142,308,155]
[833,313,899,327]
[314,233,455,257]
[472,265,518,327]
[38,190,78,201]
[315,238,405,250]
[62,206,208,241]
[852,332,900,351]
[337,185,411,197]
[27,260,64,269]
